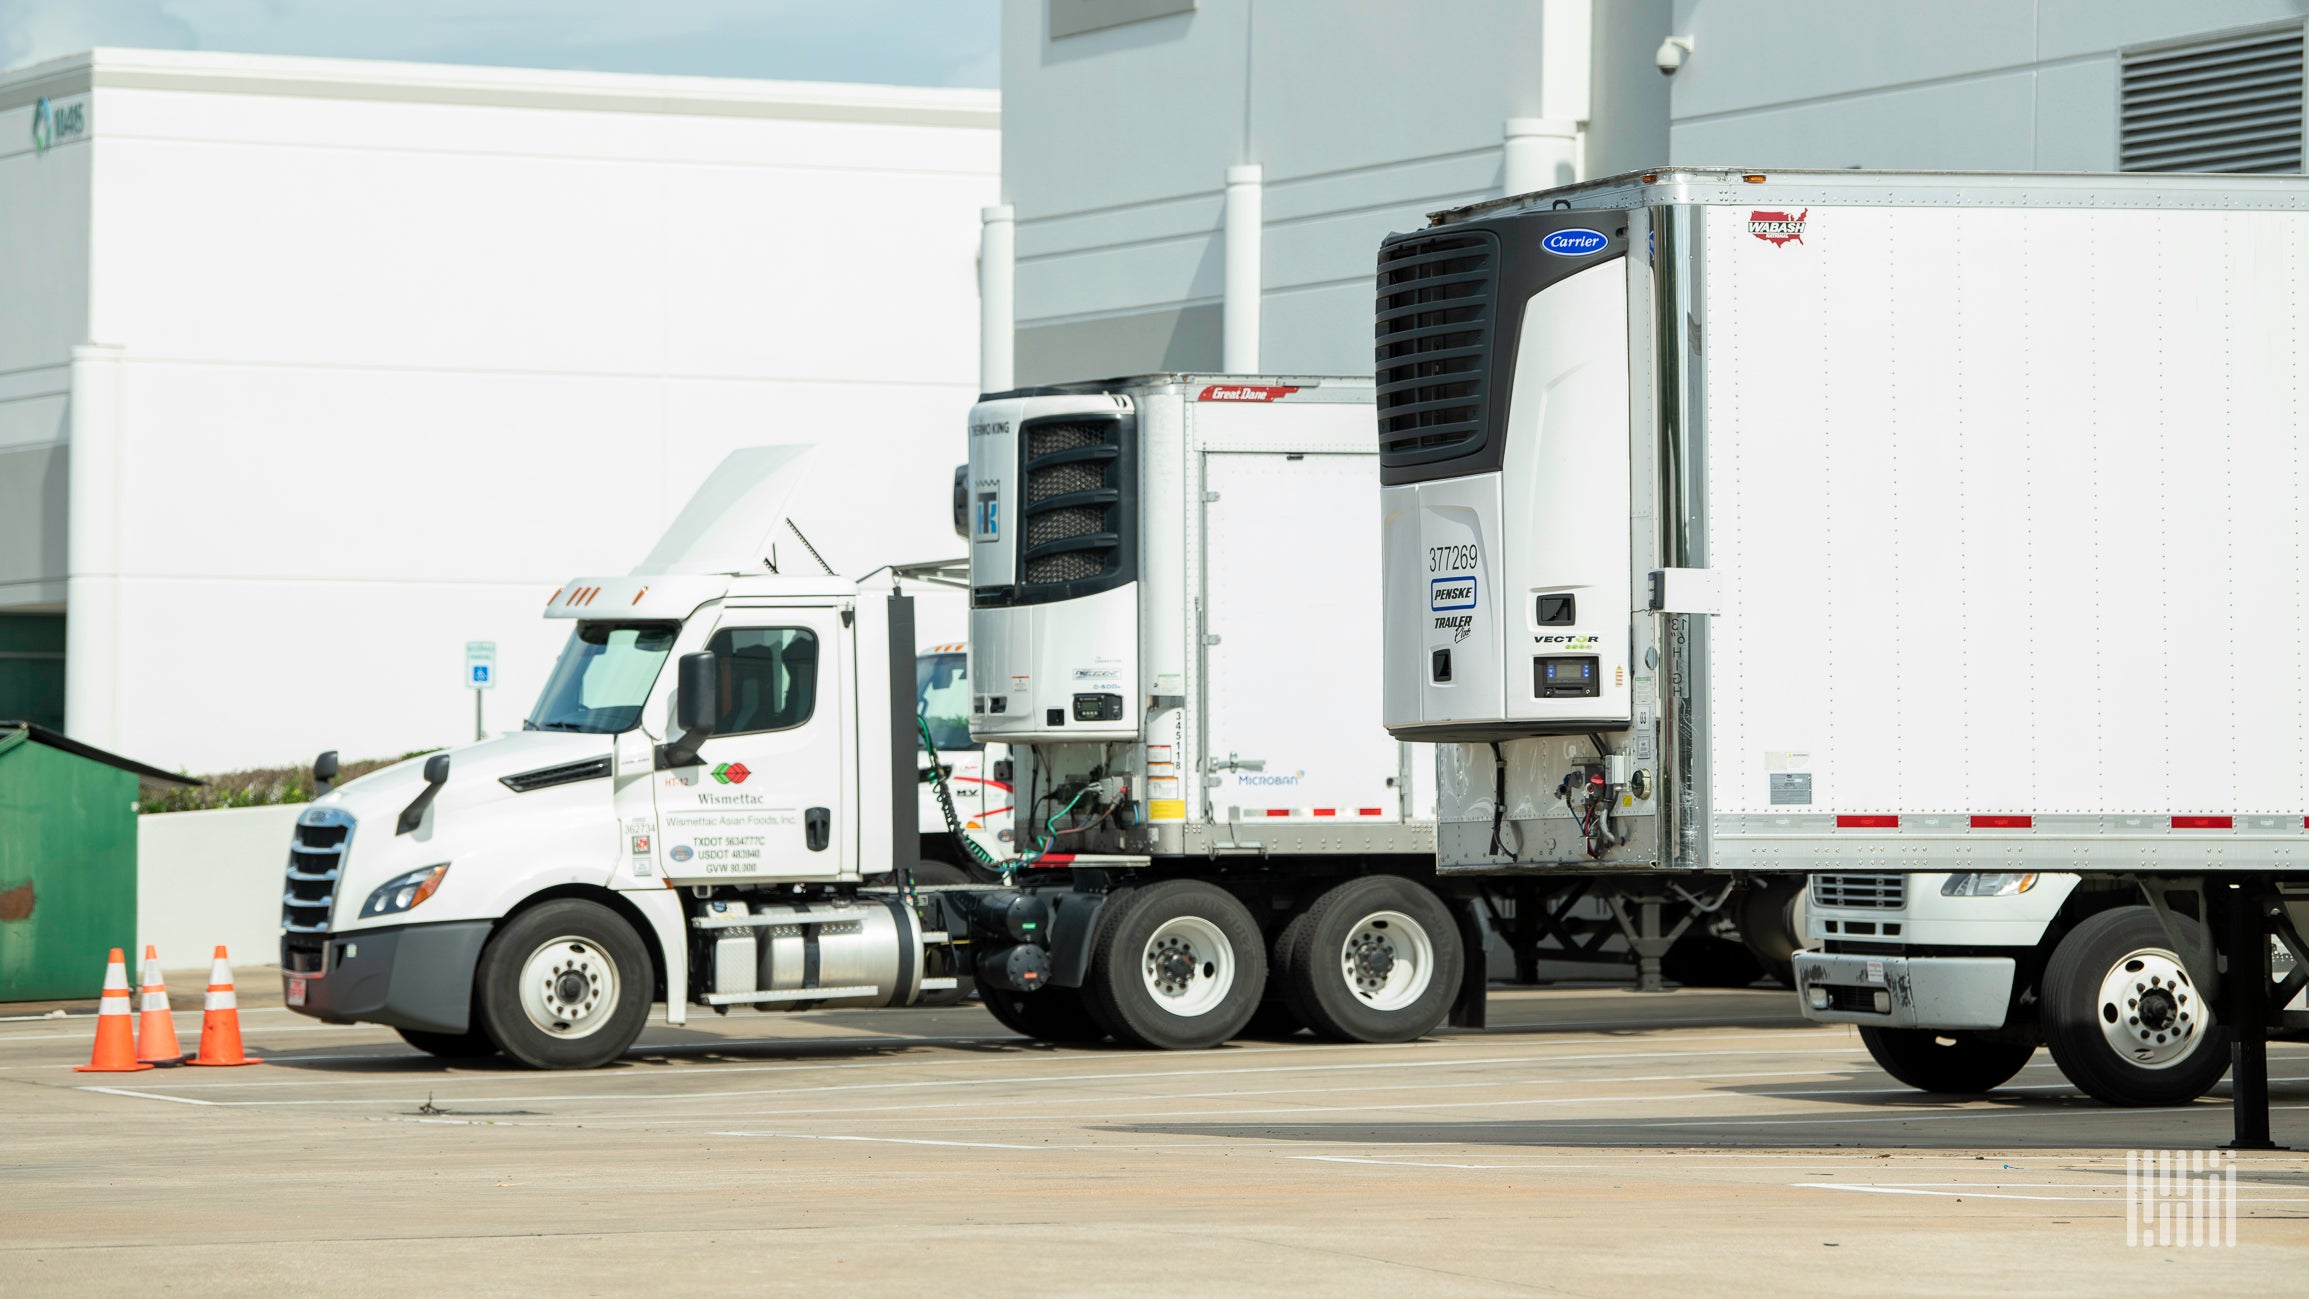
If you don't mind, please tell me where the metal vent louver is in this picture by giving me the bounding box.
[1374,230,1497,470]
[1019,418,1121,587]
[1811,874,1907,910]
[2121,26,2305,173]
[282,810,354,933]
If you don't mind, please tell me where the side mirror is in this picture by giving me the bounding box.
[312,750,340,795]
[676,652,719,736]
[397,753,451,836]
[952,464,970,538]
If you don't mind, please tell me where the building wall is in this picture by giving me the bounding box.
[1002,0,1591,383]
[5,51,998,774]
[0,82,90,615]
[1666,1,2309,170]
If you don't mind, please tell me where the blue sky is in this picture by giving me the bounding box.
[0,0,1000,86]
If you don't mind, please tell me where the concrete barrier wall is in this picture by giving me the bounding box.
[137,804,302,970]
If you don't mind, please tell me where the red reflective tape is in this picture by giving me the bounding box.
[1030,852,1074,867]
[1970,815,2032,829]
[1266,809,1292,817]
[2172,816,2232,830]
[1312,808,1337,817]
[1836,815,1899,829]
[1197,384,1300,402]
[1358,807,1385,817]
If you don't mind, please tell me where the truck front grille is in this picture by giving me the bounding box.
[1812,873,1906,909]
[282,808,355,933]
[1375,229,1497,470]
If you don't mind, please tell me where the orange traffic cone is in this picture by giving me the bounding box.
[134,945,187,1066]
[75,948,155,1073]
[187,946,261,1067]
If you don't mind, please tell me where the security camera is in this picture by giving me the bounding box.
[1655,36,1692,76]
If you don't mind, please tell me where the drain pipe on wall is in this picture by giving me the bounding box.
[1222,163,1262,373]
[979,203,1015,394]
[1505,0,1593,195]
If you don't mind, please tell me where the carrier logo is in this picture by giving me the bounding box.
[1748,209,1808,247]
[1198,384,1299,402]
[1540,228,1608,257]
[710,762,751,785]
[1429,576,1478,611]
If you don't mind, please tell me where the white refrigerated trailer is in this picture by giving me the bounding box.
[1373,167,2309,1144]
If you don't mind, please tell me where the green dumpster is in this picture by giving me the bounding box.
[0,723,198,1002]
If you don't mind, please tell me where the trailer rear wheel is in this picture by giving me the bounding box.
[979,984,1108,1044]
[2042,907,2230,1107]
[475,899,652,1070]
[1283,875,1462,1043]
[1086,879,1264,1049]
[1858,1027,2035,1094]
[395,1026,499,1059]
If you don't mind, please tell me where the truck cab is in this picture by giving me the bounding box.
[279,449,969,1068]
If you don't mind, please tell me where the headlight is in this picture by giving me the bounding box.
[362,864,449,917]
[1941,871,2037,897]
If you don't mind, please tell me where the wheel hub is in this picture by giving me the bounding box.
[2095,947,2203,1069]
[1138,914,1236,1018]
[1336,910,1437,1012]
[517,936,618,1040]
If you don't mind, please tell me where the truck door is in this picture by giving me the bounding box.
[1202,451,1401,820]
[658,605,854,881]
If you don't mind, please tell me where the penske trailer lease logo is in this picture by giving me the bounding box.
[1430,575,1477,611]
[1748,209,1808,247]
[1540,228,1608,257]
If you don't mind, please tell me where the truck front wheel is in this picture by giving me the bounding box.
[475,899,653,1069]
[1281,875,1462,1043]
[395,1026,499,1059]
[1858,1027,2035,1093]
[1087,879,1264,1049]
[2041,907,2230,1107]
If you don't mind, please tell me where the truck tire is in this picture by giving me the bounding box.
[1858,1027,2035,1093]
[395,1026,499,1059]
[1660,933,1766,988]
[1241,912,1313,1039]
[1736,877,1807,987]
[1086,878,1264,1049]
[1281,875,1462,1043]
[978,985,1108,1043]
[475,899,653,1070]
[2041,907,2230,1107]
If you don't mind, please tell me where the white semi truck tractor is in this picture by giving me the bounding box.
[1371,167,2309,1142]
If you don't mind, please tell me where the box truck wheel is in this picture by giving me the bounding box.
[395,1026,499,1059]
[1087,879,1264,1049]
[1281,876,1462,1044]
[1857,1027,2034,1094]
[2042,906,2230,1107]
[979,985,1109,1043]
[475,899,652,1070]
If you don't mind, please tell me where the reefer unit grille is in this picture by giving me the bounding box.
[1374,230,1497,471]
[1811,874,1906,910]
[1019,417,1123,588]
[2121,27,2305,173]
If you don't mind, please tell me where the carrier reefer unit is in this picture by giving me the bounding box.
[1375,168,2309,1131]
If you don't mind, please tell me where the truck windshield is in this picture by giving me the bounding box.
[526,623,679,734]
[916,651,978,752]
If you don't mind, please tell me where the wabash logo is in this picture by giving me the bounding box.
[1748,209,1808,247]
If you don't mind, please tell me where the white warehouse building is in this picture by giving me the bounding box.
[0,49,998,774]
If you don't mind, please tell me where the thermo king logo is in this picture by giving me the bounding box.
[1430,576,1478,611]
[1540,228,1607,257]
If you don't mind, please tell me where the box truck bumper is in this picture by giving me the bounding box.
[281,920,492,1035]
[1793,951,2014,1031]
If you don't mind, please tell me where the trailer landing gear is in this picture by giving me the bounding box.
[2149,876,2309,1151]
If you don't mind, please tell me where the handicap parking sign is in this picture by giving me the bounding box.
[465,641,497,691]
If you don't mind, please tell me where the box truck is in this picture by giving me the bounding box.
[1372,167,2309,1139]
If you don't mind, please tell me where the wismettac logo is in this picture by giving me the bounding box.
[1748,209,1808,247]
[1540,228,1607,257]
[710,762,751,785]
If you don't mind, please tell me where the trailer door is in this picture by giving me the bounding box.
[1201,451,1399,821]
